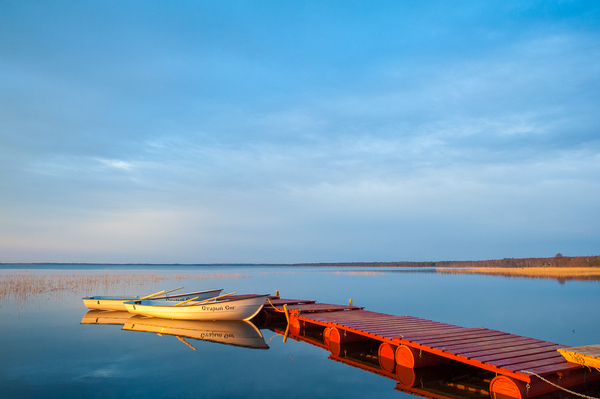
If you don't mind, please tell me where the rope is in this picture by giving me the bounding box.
[267,298,284,312]
[520,370,600,399]
[266,332,282,345]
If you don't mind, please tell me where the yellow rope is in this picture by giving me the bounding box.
[267,297,283,312]
[520,370,600,399]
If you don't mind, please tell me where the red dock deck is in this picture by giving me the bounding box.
[262,298,600,399]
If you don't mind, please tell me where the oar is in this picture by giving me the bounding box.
[177,336,197,351]
[189,292,237,306]
[172,296,199,307]
[159,286,185,297]
[140,286,184,300]
[140,290,166,300]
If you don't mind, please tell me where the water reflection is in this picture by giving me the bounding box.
[5,265,599,399]
[275,326,600,399]
[81,310,268,349]
[81,310,132,325]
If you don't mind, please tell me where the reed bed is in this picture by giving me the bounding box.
[435,267,600,281]
[0,271,248,304]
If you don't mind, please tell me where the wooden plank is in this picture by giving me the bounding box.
[490,352,565,368]
[423,333,522,348]
[343,324,466,336]
[332,318,451,328]
[323,314,439,323]
[416,331,511,346]
[289,304,364,313]
[331,319,441,328]
[329,322,464,335]
[286,304,354,310]
[425,335,536,349]
[307,310,384,319]
[457,342,561,358]
[367,322,464,331]
[429,336,542,352]
[475,346,562,363]
[267,299,316,305]
[395,325,469,331]
[523,362,583,376]
[504,357,568,371]
[400,327,486,339]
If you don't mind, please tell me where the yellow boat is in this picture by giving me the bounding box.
[83,288,222,311]
[558,345,600,368]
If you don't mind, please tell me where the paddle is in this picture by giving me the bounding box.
[140,286,184,300]
[188,292,237,306]
[159,286,185,297]
[140,290,165,300]
[172,296,199,307]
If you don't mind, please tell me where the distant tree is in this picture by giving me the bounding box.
[555,253,563,258]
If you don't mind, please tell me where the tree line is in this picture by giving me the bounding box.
[292,255,600,268]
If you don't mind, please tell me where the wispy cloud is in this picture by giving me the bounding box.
[1,1,599,262]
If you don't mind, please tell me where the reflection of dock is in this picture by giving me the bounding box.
[263,298,600,399]
[275,324,493,399]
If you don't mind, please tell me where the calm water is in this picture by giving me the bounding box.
[1,265,599,399]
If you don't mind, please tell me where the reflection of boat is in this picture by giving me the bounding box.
[124,294,268,321]
[123,315,269,349]
[83,288,223,311]
[80,310,132,325]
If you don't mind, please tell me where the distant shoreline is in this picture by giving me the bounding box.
[2,255,599,268]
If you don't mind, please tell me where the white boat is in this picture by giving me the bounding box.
[122,315,269,349]
[123,294,268,321]
[83,288,223,311]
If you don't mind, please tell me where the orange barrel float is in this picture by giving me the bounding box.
[329,340,378,358]
[395,365,419,388]
[290,318,302,335]
[396,363,470,389]
[395,344,451,368]
[490,369,600,399]
[378,343,397,373]
[323,327,331,346]
[328,330,378,359]
[329,327,368,344]
[290,318,325,336]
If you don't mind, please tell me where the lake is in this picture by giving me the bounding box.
[1,264,599,399]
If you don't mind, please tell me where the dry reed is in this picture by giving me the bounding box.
[435,267,600,281]
[0,271,248,304]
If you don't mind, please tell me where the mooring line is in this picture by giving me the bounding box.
[520,370,599,399]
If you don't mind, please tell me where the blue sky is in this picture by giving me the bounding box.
[1,1,599,263]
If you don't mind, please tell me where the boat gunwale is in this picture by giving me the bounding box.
[83,288,223,301]
[124,294,270,308]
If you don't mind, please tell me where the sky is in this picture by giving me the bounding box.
[1,1,599,264]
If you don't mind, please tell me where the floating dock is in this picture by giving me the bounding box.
[260,297,600,399]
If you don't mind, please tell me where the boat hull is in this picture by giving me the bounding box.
[124,295,268,321]
[123,316,268,349]
[80,310,133,325]
[82,289,223,311]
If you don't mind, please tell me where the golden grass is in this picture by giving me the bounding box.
[0,271,248,303]
[435,267,600,281]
